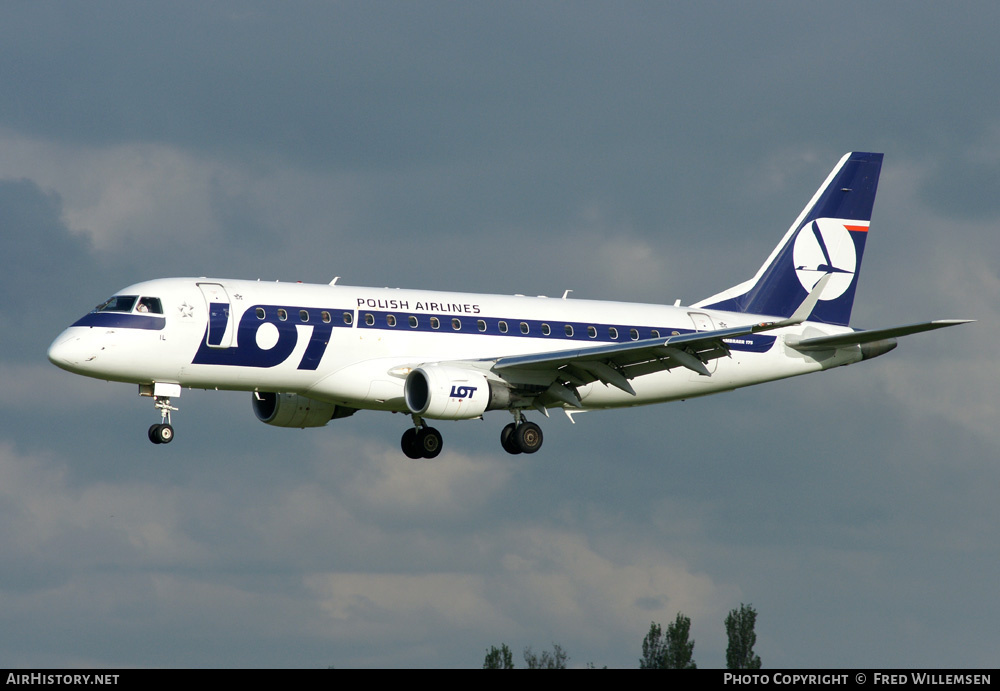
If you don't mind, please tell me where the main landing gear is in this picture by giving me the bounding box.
[400,412,545,458]
[401,417,443,459]
[500,414,543,455]
[148,394,177,445]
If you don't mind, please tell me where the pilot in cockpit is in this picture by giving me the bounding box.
[136,297,162,314]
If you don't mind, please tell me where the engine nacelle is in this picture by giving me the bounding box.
[404,365,511,420]
[252,392,356,428]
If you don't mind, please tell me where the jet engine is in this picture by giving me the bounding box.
[404,365,512,420]
[252,391,356,428]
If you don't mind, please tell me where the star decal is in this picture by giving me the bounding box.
[178,302,194,318]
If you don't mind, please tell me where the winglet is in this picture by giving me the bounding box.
[771,273,832,328]
[743,273,832,334]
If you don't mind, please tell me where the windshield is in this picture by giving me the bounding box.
[94,295,138,313]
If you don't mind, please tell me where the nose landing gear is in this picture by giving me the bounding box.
[148,395,177,444]
[141,383,181,445]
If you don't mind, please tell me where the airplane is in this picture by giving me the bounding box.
[47,152,971,458]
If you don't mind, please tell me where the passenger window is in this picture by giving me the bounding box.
[300,310,309,322]
[541,323,551,336]
[520,322,529,334]
[365,313,374,326]
[278,309,288,321]
[609,327,618,340]
[322,311,332,323]
[387,314,396,327]
[343,312,353,325]
[499,321,508,334]
[409,316,418,328]
[477,320,486,332]
[630,328,639,341]
[256,308,266,320]
[430,317,440,330]
[565,325,574,337]
[651,329,660,338]
[452,318,461,331]
[587,326,597,338]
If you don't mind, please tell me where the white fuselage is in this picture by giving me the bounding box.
[48,277,860,415]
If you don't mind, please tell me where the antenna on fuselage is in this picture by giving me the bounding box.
[329,277,340,285]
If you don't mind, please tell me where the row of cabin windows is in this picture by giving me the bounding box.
[255,308,354,325]
[358,312,664,341]
[251,308,670,341]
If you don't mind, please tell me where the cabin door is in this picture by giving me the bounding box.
[197,282,235,348]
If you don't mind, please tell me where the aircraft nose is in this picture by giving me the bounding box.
[48,333,74,369]
[47,331,90,372]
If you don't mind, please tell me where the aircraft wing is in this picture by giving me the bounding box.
[480,318,799,408]
[478,275,835,407]
[494,321,783,378]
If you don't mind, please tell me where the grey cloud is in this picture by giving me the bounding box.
[0,178,97,360]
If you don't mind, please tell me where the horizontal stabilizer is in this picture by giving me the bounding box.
[786,319,973,351]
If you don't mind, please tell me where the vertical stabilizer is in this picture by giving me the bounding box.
[694,152,883,326]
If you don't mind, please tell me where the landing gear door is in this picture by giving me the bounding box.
[197,282,234,348]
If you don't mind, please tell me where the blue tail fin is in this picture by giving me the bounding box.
[695,152,883,326]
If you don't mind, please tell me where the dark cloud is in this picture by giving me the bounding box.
[0,179,97,359]
[918,154,1000,220]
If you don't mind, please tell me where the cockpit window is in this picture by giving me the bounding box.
[94,295,138,313]
[136,297,163,314]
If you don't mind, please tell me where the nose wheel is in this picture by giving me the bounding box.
[148,423,174,444]
[148,395,177,445]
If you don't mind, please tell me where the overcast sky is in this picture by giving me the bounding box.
[2,1,998,668]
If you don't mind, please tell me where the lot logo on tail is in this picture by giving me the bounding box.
[792,218,866,300]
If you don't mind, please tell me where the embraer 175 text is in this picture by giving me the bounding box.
[48,153,971,457]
